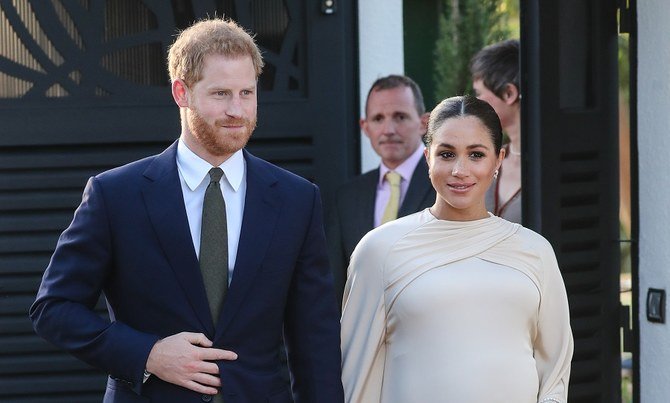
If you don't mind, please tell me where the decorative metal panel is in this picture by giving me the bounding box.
[0,0,306,101]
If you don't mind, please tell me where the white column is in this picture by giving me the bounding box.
[638,0,670,400]
[357,0,405,173]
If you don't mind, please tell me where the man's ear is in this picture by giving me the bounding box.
[172,79,190,108]
[502,83,520,105]
[420,112,430,132]
[360,118,371,139]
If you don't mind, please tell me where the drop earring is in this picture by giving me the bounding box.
[493,169,499,180]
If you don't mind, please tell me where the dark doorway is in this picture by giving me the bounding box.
[520,0,622,401]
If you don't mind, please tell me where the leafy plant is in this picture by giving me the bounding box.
[433,0,511,103]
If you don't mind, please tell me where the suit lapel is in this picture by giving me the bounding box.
[399,157,432,217]
[216,151,281,337]
[141,142,214,334]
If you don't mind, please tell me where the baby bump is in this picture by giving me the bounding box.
[382,348,538,403]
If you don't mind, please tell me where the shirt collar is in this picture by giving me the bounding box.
[176,139,245,192]
[378,142,425,186]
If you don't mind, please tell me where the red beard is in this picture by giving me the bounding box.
[187,108,256,156]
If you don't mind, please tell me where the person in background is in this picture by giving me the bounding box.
[30,17,343,403]
[341,95,573,403]
[327,74,435,305]
[471,39,522,223]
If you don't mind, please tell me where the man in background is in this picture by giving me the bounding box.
[328,74,435,305]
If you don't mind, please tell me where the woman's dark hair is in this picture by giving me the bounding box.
[423,95,503,153]
[470,39,519,100]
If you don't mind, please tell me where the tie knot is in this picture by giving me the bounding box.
[208,167,224,183]
[385,171,401,187]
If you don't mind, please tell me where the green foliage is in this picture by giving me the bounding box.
[618,34,630,103]
[433,0,510,104]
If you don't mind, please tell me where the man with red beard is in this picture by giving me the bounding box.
[30,18,343,403]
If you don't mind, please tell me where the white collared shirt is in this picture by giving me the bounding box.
[176,139,246,281]
[374,143,426,228]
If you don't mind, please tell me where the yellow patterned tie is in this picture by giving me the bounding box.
[381,171,401,224]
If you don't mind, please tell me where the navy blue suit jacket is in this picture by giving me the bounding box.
[30,142,344,403]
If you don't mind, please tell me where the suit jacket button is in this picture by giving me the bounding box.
[201,394,212,402]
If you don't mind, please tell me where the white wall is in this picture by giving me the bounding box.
[638,0,670,400]
[357,0,404,173]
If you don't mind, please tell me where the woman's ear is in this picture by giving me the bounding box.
[425,150,432,179]
[502,83,520,105]
[497,147,506,169]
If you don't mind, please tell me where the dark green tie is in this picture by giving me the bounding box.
[200,167,228,325]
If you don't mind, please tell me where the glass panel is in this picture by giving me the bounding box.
[251,0,289,54]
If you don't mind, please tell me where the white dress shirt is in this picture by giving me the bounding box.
[176,139,246,281]
[374,144,426,228]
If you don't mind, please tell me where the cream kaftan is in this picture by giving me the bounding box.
[341,209,573,403]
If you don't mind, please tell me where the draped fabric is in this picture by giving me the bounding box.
[341,209,573,403]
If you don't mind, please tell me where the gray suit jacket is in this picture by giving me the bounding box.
[327,158,435,306]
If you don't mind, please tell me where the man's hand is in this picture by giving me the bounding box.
[145,332,237,395]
